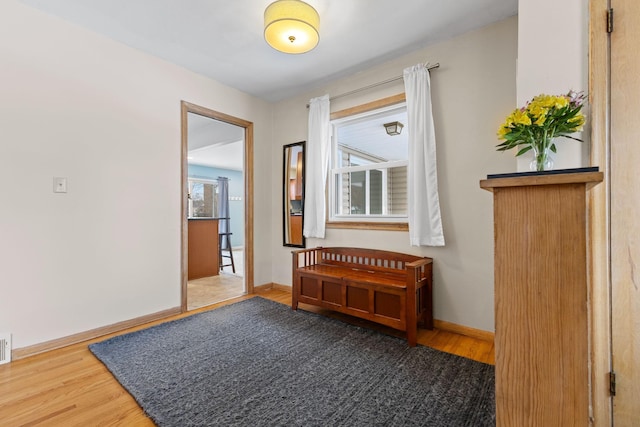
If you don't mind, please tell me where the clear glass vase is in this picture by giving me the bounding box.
[529,145,554,171]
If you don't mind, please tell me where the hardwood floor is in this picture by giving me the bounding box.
[0,288,494,426]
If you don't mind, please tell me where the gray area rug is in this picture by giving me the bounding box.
[89,297,495,426]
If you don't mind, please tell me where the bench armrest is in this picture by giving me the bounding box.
[406,257,432,269]
[292,246,324,269]
[405,257,433,290]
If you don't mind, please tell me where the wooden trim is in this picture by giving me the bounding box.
[326,221,408,231]
[271,283,292,292]
[254,282,292,293]
[588,0,613,425]
[181,102,189,312]
[327,93,408,231]
[245,122,255,294]
[253,282,274,293]
[330,93,406,120]
[180,101,255,307]
[182,102,253,129]
[434,319,494,343]
[12,307,182,361]
[264,281,492,343]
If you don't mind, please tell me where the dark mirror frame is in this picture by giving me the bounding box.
[283,141,305,248]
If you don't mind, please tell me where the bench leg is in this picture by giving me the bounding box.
[292,277,299,311]
[424,281,434,330]
[406,283,417,347]
[406,325,417,347]
[424,311,434,330]
[416,280,434,330]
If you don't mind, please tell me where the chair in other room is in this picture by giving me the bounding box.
[218,217,235,273]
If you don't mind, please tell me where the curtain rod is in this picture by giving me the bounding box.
[306,63,440,108]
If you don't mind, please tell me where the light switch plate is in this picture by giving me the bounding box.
[53,177,67,193]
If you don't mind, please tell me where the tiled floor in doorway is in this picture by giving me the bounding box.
[187,249,244,310]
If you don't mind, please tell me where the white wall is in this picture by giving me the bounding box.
[0,1,592,349]
[517,0,589,171]
[271,17,518,332]
[0,1,273,349]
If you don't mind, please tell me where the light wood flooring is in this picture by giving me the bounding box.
[187,248,245,310]
[187,273,244,310]
[0,288,495,427]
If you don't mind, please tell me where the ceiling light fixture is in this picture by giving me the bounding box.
[264,0,319,54]
[384,121,404,136]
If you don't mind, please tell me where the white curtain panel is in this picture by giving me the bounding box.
[403,64,445,246]
[303,94,331,238]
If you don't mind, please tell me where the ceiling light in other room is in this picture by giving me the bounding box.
[384,121,404,136]
[264,0,319,54]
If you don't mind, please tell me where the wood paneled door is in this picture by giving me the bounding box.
[610,0,640,424]
[590,0,640,425]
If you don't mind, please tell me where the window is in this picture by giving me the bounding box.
[188,179,218,218]
[329,102,408,224]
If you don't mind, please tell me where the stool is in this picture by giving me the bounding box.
[219,232,235,273]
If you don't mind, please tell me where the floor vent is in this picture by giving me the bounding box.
[0,334,11,365]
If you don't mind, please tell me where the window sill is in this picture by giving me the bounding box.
[326,221,408,231]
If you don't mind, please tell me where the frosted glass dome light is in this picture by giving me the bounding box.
[264,0,319,54]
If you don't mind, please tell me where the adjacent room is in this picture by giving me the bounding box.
[1,0,638,426]
[185,112,246,310]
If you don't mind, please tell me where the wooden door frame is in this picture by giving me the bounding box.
[589,0,613,425]
[180,101,254,312]
[592,1,640,424]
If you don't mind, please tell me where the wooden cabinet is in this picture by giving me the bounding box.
[290,215,302,246]
[480,171,602,426]
[187,218,219,280]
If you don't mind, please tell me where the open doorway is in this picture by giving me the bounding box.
[180,101,254,312]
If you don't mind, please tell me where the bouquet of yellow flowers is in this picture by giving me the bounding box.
[496,91,586,171]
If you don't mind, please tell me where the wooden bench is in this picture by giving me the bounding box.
[292,247,433,346]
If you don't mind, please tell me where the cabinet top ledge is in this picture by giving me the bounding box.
[480,170,604,191]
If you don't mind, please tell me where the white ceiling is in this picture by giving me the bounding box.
[188,113,244,171]
[18,0,517,170]
[18,0,518,103]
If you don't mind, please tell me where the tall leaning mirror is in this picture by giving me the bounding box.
[283,141,305,247]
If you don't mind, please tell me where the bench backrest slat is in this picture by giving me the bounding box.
[318,247,423,275]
